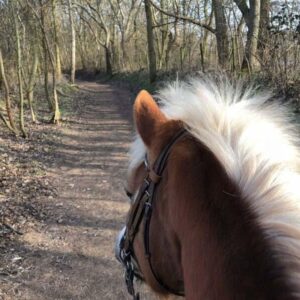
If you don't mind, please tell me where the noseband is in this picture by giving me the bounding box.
[118,128,187,299]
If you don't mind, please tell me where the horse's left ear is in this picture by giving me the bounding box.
[134,90,167,147]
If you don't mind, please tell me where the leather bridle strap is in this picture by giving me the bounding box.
[124,179,150,252]
[152,128,188,176]
[122,128,187,298]
[124,128,187,252]
[142,128,187,296]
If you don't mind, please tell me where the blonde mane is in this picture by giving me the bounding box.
[130,78,300,294]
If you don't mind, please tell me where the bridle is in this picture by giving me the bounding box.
[116,128,187,299]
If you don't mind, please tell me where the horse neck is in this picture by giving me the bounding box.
[164,138,296,300]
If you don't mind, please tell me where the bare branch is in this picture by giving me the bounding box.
[78,13,106,47]
[148,0,215,34]
[74,2,105,31]
[152,20,177,29]
[233,0,250,23]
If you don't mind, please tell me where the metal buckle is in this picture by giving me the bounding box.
[125,261,135,295]
[144,177,150,186]
[144,154,150,171]
[144,202,152,217]
[124,251,140,300]
[121,249,130,262]
[145,190,150,198]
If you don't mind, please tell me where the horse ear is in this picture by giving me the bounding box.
[134,90,167,147]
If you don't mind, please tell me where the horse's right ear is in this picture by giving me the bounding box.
[134,90,167,147]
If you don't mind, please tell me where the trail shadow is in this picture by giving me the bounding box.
[33,83,134,170]
[9,240,130,300]
[20,200,127,231]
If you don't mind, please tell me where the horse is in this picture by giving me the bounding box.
[115,78,300,300]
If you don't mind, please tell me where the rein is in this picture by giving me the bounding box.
[120,128,187,299]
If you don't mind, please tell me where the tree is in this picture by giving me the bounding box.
[258,0,270,52]
[108,0,141,71]
[67,0,76,84]
[0,49,17,134]
[148,0,230,70]
[12,0,27,137]
[234,0,261,71]
[28,0,61,123]
[52,0,62,82]
[144,0,157,82]
[212,0,229,68]
[38,0,52,110]
[26,44,39,123]
[76,1,113,76]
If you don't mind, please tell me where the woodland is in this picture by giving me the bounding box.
[0,0,299,134]
[0,0,299,299]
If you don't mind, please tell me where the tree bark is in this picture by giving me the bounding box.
[244,0,261,71]
[212,0,229,68]
[120,33,129,70]
[0,49,17,133]
[144,0,156,83]
[234,0,261,71]
[202,0,214,63]
[33,0,61,123]
[13,3,27,138]
[157,0,169,70]
[51,0,62,82]
[258,0,270,59]
[50,0,60,124]
[39,0,52,110]
[27,45,39,123]
[68,0,76,83]
[105,46,113,76]
[0,111,17,134]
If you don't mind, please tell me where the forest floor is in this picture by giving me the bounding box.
[0,81,158,299]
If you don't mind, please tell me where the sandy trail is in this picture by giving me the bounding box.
[8,81,157,300]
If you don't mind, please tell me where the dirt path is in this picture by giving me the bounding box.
[3,82,156,300]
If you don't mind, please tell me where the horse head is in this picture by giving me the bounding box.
[116,80,300,300]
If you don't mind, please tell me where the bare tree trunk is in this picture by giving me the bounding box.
[56,45,62,81]
[39,0,52,110]
[13,3,27,138]
[133,19,140,68]
[50,0,60,124]
[234,0,261,71]
[0,111,16,133]
[111,23,119,70]
[202,11,213,61]
[212,0,229,68]
[258,0,270,60]
[33,0,60,123]
[202,0,214,62]
[156,0,169,70]
[51,75,60,124]
[51,0,62,82]
[0,49,17,133]
[77,19,87,70]
[244,0,261,71]
[144,0,156,83]
[68,0,76,83]
[165,30,176,71]
[120,33,129,70]
[200,42,205,72]
[27,45,39,123]
[105,46,113,76]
